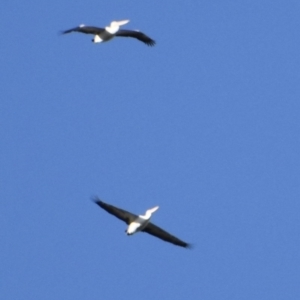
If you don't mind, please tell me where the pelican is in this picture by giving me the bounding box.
[61,20,155,46]
[93,198,191,248]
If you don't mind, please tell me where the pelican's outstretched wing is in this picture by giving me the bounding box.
[93,198,137,225]
[115,29,156,46]
[61,26,105,35]
[143,222,191,248]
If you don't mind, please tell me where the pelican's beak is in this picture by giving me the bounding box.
[148,206,159,214]
[116,19,130,26]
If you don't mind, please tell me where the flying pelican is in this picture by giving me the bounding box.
[61,20,155,46]
[93,198,191,248]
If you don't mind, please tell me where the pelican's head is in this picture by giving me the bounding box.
[113,19,130,27]
[144,205,159,220]
[140,205,159,220]
[106,20,130,34]
[147,206,159,214]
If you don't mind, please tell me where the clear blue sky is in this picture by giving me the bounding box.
[1,1,300,299]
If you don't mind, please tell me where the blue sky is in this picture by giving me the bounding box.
[1,1,300,299]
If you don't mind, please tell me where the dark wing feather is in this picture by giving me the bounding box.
[93,197,137,225]
[115,29,156,46]
[142,222,191,248]
[61,26,105,35]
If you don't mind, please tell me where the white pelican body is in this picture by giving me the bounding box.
[93,198,191,248]
[62,20,156,46]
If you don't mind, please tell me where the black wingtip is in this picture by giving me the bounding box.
[91,195,102,204]
[185,243,193,249]
[60,29,73,35]
[146,40,156,47]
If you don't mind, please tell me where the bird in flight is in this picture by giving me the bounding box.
[93,198,191,248]
[61,20,155,46]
